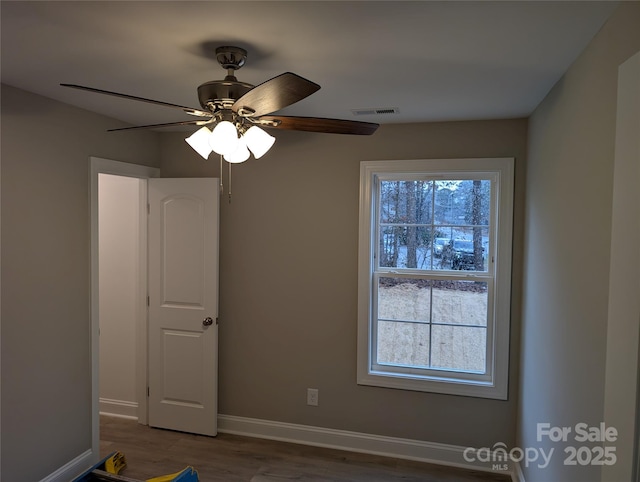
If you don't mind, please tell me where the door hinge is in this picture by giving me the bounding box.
[147,387,150,397]
[147,203,150,214]
[147,295,150,307]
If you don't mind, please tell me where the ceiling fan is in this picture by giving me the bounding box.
[61,46,379,163]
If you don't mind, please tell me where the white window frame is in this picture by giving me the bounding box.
[357,158,514,400]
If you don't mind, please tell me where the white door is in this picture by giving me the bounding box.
[147,178,219,436]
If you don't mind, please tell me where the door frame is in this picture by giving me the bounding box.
[602,50,640,482]
[89,157,160,457]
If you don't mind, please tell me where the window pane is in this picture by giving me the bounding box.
[434,180,491,226]
[379,226,433,269]
[431,228,489,272]
[430,325,486,372]
[377,320,430,367]
[379,180,433,224]
[377,278,430,367]
[378,277,431,322]
[377,278,487,372]
[431,280,487,326]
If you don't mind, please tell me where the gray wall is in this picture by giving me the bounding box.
[519,3,640,481]
[0,84,160,481]
[1,83,526,479]
[160,118,527,449]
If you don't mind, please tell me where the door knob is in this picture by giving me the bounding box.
[203,317,214,327]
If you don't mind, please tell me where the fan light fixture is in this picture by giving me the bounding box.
[244,125,276,159]
[209,121,239,156]
[185,127,214,160]
[184,122,275,163]
[224,135,251,164]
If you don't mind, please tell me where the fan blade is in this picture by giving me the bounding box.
[232,73,320,117]
[260,116,379,135]
[108,120,211,132]
[61,84,212,117]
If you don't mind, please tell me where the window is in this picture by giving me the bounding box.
[357,158,514,399]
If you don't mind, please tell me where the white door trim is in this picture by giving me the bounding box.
[602,50,640,482]
[89,157,160,458]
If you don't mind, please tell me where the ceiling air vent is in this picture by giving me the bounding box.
[351,107,399,116]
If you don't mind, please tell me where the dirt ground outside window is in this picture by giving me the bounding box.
[377,283,487,372]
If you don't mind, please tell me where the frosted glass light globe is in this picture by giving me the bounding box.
[209,121,239,156]
[224,136,250,164]
[184,126,213,160]
[244,126,276,159]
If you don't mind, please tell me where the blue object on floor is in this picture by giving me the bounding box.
[72,452,199,481]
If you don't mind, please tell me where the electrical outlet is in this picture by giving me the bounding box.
[307,388,319,406]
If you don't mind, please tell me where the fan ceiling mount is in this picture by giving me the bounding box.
[215,45,248,71]
[61,45,378,162]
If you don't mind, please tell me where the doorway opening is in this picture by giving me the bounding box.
[90,157,160,458]
[98,174,144,419]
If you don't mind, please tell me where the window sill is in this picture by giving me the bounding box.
[357,368,508,400]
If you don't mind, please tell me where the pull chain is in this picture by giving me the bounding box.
[219,154,224,196]
[228,161,232,203]
[219,154,232,203]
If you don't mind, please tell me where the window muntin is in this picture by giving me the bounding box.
[358,159,513,399]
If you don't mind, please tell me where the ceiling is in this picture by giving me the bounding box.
[1,1,618,131]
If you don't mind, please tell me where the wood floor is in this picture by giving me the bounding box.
[100,416,510,482]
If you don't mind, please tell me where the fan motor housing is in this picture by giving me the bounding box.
[197,79,254,110]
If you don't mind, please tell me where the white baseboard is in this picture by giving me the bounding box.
[512,461,525,482]
[99,397,138,420]
[218,414,518,479]
[40,449,93,482]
